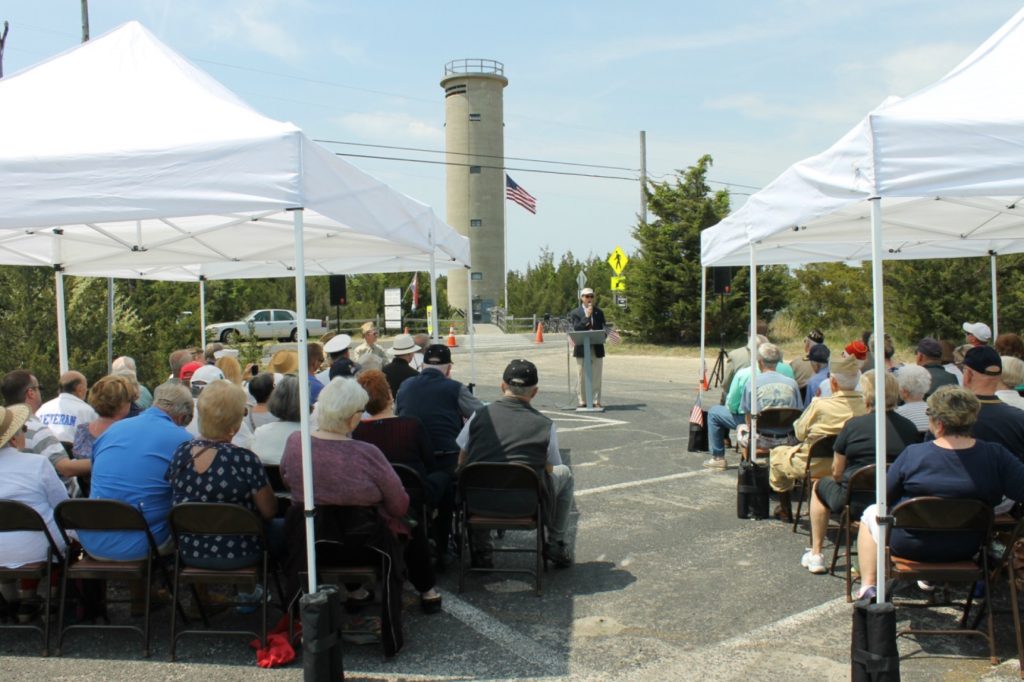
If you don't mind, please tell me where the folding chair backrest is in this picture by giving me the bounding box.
[892,496,992,534]
[459,462,541,518]
[0,499,52,533]
[757,407,802,432]
[392,463,426,496]
[264,465,287,494]
[170,502,265,539]
[847,464,878,493]
[55,499,149,534]
[0,499,63,559]
[808,435,838,459]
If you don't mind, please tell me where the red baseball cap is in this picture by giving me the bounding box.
[180,361,204,381]
[844,340,868,361]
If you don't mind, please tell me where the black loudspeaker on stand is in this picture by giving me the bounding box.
[329,275,347,305]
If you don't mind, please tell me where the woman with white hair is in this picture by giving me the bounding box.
[997,356,1024,410]
[895,364,932,433]
[280,378,441,616]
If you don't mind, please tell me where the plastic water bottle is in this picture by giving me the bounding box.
[236,584,264,614]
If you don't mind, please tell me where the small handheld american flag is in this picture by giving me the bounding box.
[689,397,704,426]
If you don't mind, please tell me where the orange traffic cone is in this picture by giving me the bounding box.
[446,326,458,348]
[535,321,544,344]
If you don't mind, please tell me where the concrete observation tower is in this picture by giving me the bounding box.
[440,59,508,323]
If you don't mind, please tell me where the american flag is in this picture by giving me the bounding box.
[406,272,419,311]
[505,174,537,214]
[689,398,705,426]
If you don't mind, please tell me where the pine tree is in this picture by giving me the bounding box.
[627,155,730,343]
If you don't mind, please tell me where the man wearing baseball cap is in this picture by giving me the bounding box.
[396,344,483,566]
[963,321,992,347]
[396,344,483,473]
[962,346,1024,461]
[914,337,959,399]
[790,329,825,392]
[569,288,607,407]
[456,359,575,568]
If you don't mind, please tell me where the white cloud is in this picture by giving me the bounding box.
[202,0,306,62]
[335,112,443,143]
[878,42,974,96]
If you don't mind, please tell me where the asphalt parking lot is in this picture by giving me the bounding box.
[1,335,1022,680]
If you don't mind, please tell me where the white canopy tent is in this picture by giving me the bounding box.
[0,21,471,597]
[700,7,1024,604]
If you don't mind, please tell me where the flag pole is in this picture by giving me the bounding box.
[503,173,509,313]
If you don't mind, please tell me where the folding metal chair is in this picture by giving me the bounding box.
[457,462,546,596]
[0,500,65,656]
[792,435,838,532]
[54,499,170,658]
[826,464,880,601]
[168,502,282,661]
[885,496,996,665]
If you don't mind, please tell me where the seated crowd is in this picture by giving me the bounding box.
[709,321,1024,605]
[0,325,578,657]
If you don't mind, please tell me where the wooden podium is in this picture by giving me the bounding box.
[569,330,606,412]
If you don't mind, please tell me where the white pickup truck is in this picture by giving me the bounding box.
[206,309,329,343]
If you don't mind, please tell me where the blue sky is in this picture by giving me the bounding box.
[3,1,1021,273]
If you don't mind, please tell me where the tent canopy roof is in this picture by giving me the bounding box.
[0,21,469,279]
[701,7,1024,268]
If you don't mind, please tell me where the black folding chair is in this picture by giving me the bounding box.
[827,464,881,601]
[885,496,996,665]
[0,500,65,656]
[54,499,171,658]
[263,464,291,517]
[792,435,838,532]
[457,462,546,596]
[168,502,282,661]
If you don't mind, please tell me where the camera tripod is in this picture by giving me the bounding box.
[707,293,728,388]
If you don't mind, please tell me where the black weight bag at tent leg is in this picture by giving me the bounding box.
[736,457,770,520]
[851,596,900,681]
[301,585,345,682]
[687,410,709,452]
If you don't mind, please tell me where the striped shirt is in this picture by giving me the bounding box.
[24,415,77,495]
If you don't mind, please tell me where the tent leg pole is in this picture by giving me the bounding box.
[468,268,476,387]
[291,208,317,596]
[199,278,207,349]
[429,229,439,344]
[869,197,888,605]
[55,269,69,375]
[699,266,707,395]
[107,278,114,373]
[748,247,758,460]
[990,252,998,339]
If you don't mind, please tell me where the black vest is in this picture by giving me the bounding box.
[467,396,551,474]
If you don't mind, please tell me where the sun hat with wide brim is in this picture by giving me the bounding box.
[391,333,420,354]
[0,404,31,446]
[269,350,299,374]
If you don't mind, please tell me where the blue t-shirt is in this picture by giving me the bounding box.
[309,375,325,403]
[78,407,191,560]
[887,438,1024,561]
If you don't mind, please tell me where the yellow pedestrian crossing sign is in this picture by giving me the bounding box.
[610,276,626,291]
[608,247,628,275]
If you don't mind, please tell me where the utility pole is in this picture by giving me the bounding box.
[0,21,9,78]
[639,130,648,225]
[81,0,89,42]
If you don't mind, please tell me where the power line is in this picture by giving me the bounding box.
[336,152,638,181]
[316,138,640,172]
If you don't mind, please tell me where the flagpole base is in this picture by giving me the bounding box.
[575,406,605,413]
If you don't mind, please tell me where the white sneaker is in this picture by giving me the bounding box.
[801,549,827,574]
[702,456,727,470]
